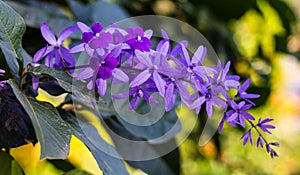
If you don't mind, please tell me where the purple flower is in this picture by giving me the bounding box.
[33,23,78,70]
[214,61,240,90]
[124,26,153,52]
[241,129,253,145]
[164,70,191,112]
[113,80,158,110]
[70,22,113,54]
[236,79,260,105]
[218,116,226,134]
[129,49,168,96]
[226,100,255,127]
[256,136,264,148]
[179,45,216,82]
[257,118,276,134]
[266,143,279,158]
[76,53,128,96]
[190,83,227,117]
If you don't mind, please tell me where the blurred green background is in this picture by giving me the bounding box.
[4,0,300,174]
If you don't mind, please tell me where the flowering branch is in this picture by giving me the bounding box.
[25,21,279,158]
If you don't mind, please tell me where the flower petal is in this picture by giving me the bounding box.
[96,78,107,96]
[153,71,166,96]
[135,50,153,67]
[181,44,190,67]
[129,96,139,110]
[129,70,151,87]
[157,41,169,56]
[239,78,251,93]
[165,83,175,112]
[192,45,206,65]
[57,25,79,45]
[91,23,102,33]
[89,32,112,49]
[77,22,91,33]
[190,96,205,110]
[59,46,75,67]
[144,29,153,39]
[112,68,129,82]
[227,112,238,122]
[32,75,39,90]
[33,46,54,63]
[41,23,57,45]
[206,100,213,117]
[70,43,85,53]
[76,67,94,80]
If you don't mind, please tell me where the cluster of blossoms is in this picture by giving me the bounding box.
[33,22,279,157]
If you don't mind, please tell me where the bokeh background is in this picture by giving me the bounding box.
[4,0,300,174]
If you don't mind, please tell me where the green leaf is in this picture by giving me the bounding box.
[58,109,129,175]
[5,1,80,39]
[106,119,180,175]
[11,160,23,175]
[0,0,26,78]
[67,0,133,27]
[0,150,24,175]
[8,79,72,159]
[111,83,181,141]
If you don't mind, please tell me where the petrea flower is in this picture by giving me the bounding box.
[226,100,255,127]
[77,56,116,96]
[241,130,253,145]
[78,22,113,50]
[76,52,128,96]
[113,80,158,110]
[236,79,260,105]
[257,118,276,134]
[164,69,191,112]
[33,23,78,70]
[214,61,240,90]
[179,45,216,82]
[190,83,227,117]
[256,136,264,148]
[129,49,168,96]
[266,143,279,158]
[125,26,153,52]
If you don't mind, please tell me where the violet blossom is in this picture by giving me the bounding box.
[33,23,78,70]
[226,100,255,127]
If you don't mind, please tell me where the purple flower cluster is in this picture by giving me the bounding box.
[33,22,279,158]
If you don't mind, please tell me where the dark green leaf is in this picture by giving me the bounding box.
[22,48,32,67]
[68,0,132,27]
[189,0,257,21]
[111,83,181,141]
[0,0,26,78]
[92,1,130,27]
[0,150,24,175]
[11,160,23,175]
[58,109,129,175]
[4,1,80,39]
[106,119,180,175]
[8,79,72,159]
[67,0,92,24]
